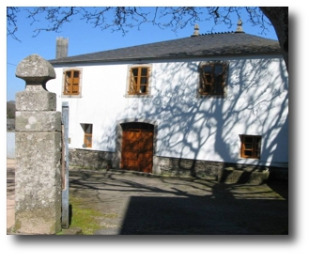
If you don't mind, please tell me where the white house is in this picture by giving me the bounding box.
[47,23,288,180]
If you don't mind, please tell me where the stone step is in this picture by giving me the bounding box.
[220,168,270,185]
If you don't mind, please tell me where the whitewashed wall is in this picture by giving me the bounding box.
[47,56,288,167]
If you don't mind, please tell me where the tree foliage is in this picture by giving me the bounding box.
[7,7,288,69]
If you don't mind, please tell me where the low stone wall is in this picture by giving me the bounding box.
[154,156,286,184]
[69,148,116,169]
[154,156,221,180]
[68,148,288,184]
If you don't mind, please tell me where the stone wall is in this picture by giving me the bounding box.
[154,156,221,179]
[68,148,287,183]
[69,148,116,170]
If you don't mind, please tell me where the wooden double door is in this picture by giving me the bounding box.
[121,122,154,173]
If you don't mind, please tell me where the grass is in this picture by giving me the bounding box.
[61,196,103,235]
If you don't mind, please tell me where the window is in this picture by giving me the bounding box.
[199,62,228,96]
[128,66,150,95]
[240,135,262,159]
[63,69,80,95]
[82,124,93,148]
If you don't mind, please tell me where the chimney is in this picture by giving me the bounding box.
[56,37,68,59]
[191,24,200,37]
[235,19,244,33]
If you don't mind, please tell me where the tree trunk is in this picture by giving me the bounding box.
[260,7,288,71]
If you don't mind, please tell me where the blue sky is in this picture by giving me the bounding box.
[6,7,278,101]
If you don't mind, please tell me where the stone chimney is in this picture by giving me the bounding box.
[191,24,200,37]
[235,19,244,33]
[56,37,68,59]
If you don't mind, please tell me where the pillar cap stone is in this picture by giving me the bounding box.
[16,54,56,87]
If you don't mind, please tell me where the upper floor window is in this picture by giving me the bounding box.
[128,66,151,96]
[63,69,80,96]
[199,62,228,96]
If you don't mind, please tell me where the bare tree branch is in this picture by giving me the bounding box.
[7,7,272,38]
[7,6,288,69]
[7,7,20,41]
[26,7,77,36]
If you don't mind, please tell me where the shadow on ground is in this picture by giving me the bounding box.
[7,160,288,235]
[120,195,288,235]
[68,169,288,235]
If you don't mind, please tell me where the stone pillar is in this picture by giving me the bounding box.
[15,54,62,234]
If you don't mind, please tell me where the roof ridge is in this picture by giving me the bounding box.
[199,31,235,36]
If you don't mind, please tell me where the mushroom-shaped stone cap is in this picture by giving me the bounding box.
[16,54,56,85]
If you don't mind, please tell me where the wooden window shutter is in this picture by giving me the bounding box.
[200,64,215,94]
[72,71,80,94]
[128,66,150,95]
[64,70,80,95]
[82,124,93,148]
[213,63,226,95]
[139,67,149,94]
[240,135,261,159]
[129,67,139,94]
[64,71,71,95]
[199,62,228,96]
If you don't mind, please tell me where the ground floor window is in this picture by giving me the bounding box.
[240,135,262,159]
[81,123,93,148]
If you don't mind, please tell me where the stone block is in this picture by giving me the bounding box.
[15,206,62,235]
[15,132,62,187]
[15,131,62,234]
[223,170,244,184]
[15,111,61,132]
[247,169,270,185]
[15,54,56,85]
[16,90,56,111]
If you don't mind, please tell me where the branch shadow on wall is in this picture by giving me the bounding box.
[131,58,289,182]
[93,58,288,184]
[82,58,288,234]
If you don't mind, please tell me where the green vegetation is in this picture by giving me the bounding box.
[65,196,103,235]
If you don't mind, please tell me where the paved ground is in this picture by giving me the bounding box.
[7,159,288,235]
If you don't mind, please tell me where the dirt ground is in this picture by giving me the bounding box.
[7,159,288,235]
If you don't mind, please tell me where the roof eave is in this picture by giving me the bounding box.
[49,50,282,66]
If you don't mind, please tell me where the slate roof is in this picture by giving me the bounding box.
[49,32,281,65]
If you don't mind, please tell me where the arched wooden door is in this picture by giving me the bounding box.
[121,122,154,173]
